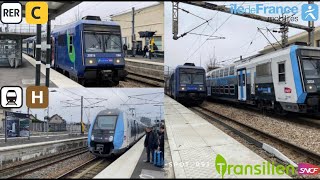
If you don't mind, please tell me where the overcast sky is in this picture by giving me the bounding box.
[164,1,320,72]
[15,88,164,124]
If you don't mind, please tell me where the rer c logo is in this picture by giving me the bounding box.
[26,2,48,24]
[26,86,49,109]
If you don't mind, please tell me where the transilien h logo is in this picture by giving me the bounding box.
[215,154,227,178]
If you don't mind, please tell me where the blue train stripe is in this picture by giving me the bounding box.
[290,46,307,104]
[113,112,124,149]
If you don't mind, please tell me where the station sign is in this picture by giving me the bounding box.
[5,111,30,138]
[0,2,48,24]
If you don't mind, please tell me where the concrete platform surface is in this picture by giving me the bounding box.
[0,136,86,151]
[164,96,291,179]
[130,146,166,178]
[0,134,87,147]
[23,54,83,88]
[0,56,57,87]
[125,58,164,66]
[125,55,164,64]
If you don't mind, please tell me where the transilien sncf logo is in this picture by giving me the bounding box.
[215,154,319,178]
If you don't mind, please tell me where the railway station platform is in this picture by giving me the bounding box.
[22,54,83,88]
[0,135,87,169]
[94,135,173,179]
[163,95,291,178]
[125,56,164,64]
[0,56,57,87]
[0,54,83,88]
[0,133,87,147]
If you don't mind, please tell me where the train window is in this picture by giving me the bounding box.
[219,70,223,77]
[230,85,235,95]
[213,86,216,93]
[58,35,66,46]
[278,63,286,82]
[256,62,272,77]
[230,66,235,75]
[220,86,224,94]
[224,68,229,76]
[69,36,73,53]
[224,86,229,94]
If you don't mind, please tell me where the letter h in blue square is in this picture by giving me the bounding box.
[301,4,319,21]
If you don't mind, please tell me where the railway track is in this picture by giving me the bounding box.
[191,106,320,165]
[125,73,164,87]
[0,147,88,179]
[205,100,320,128]
[56,158,113,179]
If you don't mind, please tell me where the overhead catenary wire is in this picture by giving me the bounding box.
[185,2,245,63]
[209,1,304,67]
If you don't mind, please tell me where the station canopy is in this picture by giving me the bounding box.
[15,1,82,20]
[138,31,156,38]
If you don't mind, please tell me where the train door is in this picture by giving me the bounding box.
[237,69,247,101]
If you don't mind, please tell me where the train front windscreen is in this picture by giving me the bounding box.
[299,49,320,93]
[93,115,118,131]
[179,68,205,85]
[84,33,122,53]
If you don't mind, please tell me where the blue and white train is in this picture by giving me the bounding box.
[165,63,206,105]
[88,109,146,157]
[206,45,320,115]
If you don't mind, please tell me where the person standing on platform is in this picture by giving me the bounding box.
[143,45,148,58]
[157,125,165,167]
[144,127,157,163]
[123,44,128,57]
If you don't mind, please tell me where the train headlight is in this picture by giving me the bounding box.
[198,85,204,91]
[180,86,186,91]
[109,136,113,142]
[86,58,97,66]
[114,58,124,64]
[307,84,317,93]
[91,135,94,141]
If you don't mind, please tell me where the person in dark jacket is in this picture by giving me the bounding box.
[123,44,128,57]
[157,125,165,167]
[157,125,165,153]
[144,127,157,163]
[143,45,148,58]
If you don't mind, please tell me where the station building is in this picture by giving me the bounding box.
[48,114,67,131]
[260,26,320,54]
[111,2,164,55]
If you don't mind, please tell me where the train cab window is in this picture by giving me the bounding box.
[230,85,235,95]
[278,63,286,82]
[224,68,229,77]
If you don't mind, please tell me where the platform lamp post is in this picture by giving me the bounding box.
[153,104,163,128]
